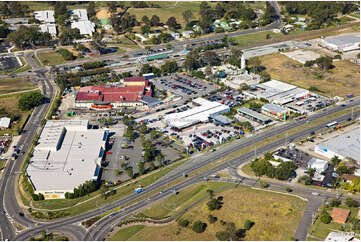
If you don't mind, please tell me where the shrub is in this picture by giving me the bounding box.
[208,215,217,224]
[285,187,293,192]
[207,198,223,210]
[192,220,207,233]
[216,231,230,241]
[260,181,268,188]
[244,219,254,230]
[178,219,189,227]
[329,199,341,207]
[320,212,332,224]
[58,48,75,60]
[345,198,359,208]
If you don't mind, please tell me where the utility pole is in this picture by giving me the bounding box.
[285,131,288,147]
[351,107,354,120]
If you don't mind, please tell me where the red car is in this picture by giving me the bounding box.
[106,152,112,155]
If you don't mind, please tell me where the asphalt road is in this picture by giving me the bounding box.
[85,106,359,241]
[12,98,359,241]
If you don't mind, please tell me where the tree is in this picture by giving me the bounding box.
[345,198,359,208]
[206,189,214,198]
[18,91,43,111]
[8,25,51,49]
[208,214,217,223]
[126,167,134,178]
[0,25,10,38]
[141,15,150,25]
[230,47,243,59]
[264,152,273,161]
[207,197,223,210]
[260,71,271,82]
[107,2,117,13]
[329,199,341,207]
[244,219,254,230]
[182,10,193,24]
[315,56,333,71]
[262,2,278,25]
[150,15,160,26]
[100,185,109,199]
[161,61,178,74]
[178,219,189,227]
[320,212,332,224]
[330,156,341,167]
[216,231,230,241]
[202,51,220,66]
[87,2,96,18]
[139,123,148,134]
[192,220,207,233]
[138,161,145,175]
[166,17,179,30]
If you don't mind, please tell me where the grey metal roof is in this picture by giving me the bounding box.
[141,96,161,107]
[324,35,359,47]
[319,128,360,162]
[262,103,287,113]
[237,107,272,122]
[212,115,232,124]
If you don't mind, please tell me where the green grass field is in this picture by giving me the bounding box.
[37,52,68,66]
[110,183,307,241]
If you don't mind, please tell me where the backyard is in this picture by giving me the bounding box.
[258,52,360,97]
[109,182,307,241]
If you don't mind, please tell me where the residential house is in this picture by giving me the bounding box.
[331,208,350,224]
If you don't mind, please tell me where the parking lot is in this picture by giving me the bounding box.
[152,73,217,100]
[179,122,243,151]
[101,129,182,184]
[285,93,333,115]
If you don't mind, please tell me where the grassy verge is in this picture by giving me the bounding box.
[111,182,307,241]
[109,225,145,241]
[28,157,189,216]
[0,77,36,96]
[37,52,67,66]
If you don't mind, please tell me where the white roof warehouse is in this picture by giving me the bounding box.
[26,120,107,199]
[320,34,360,52]
[164,98,230,129]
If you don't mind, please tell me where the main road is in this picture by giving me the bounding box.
[13,98,359,241]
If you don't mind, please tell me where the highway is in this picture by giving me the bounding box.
[12,98,359,241]
[0,3,359,239]
[82,106,359,241]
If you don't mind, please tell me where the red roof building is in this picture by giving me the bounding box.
[76,84,152,104]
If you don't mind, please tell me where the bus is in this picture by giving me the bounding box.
[326,121,338,128]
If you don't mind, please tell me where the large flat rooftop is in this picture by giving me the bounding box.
[27,120,106,193]
[318,128,360,162]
